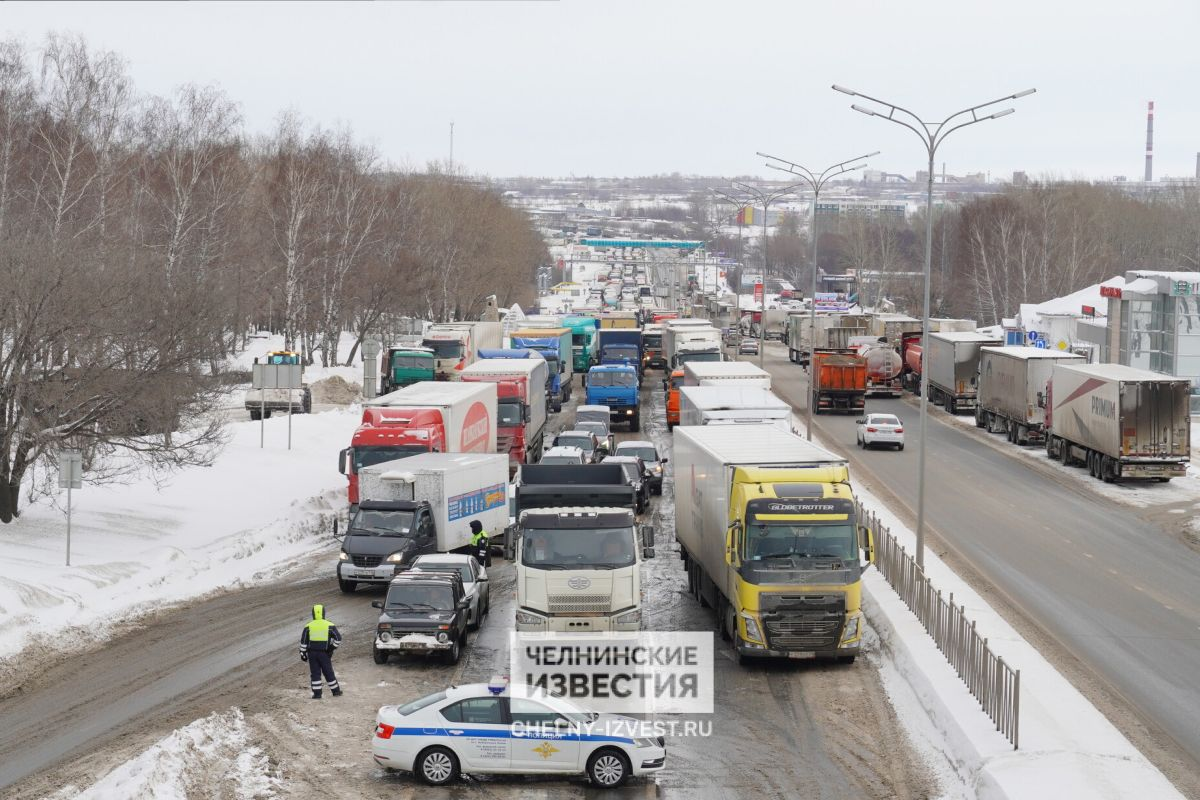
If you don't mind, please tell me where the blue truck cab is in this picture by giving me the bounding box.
[586,364,640,432]
[509,328,573,414]
[597,329,644,381]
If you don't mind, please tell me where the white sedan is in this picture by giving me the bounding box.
[372,678,666,787]
[407,554,489,630]
[856,413,905,450]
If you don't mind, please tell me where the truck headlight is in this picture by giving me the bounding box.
[516,610,545,625]
[841,614,861,643]
[338,552,349,561]
[739,612,764,643]
[614,609,642,625]
[625,409,634,415]
[386,551,407,564]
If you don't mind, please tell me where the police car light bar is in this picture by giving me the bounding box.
[487,676,509,695]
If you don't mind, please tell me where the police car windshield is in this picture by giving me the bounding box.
[387,584,454,610]
[351,509,415,536]
[747,524,856,562]
[522,528,635,569]
[396,690,447,716]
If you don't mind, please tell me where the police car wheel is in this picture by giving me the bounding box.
[587,748,630,787]
[416,746,459,785]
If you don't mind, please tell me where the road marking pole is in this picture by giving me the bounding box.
[66,485,72,567]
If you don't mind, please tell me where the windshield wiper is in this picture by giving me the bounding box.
[386,602,415,610]
[357,526,409,536]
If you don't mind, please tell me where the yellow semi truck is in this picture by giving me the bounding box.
[673,424,873,664]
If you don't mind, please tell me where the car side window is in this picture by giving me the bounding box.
[509,698,565,725]
[441,698,505,724]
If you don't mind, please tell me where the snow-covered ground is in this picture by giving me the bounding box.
[49,708,280,800]
[0,333,368,668]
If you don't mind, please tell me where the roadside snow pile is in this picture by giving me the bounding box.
[228,331,364,388]
[0,408,358,664]
[51,707,280,800]
[310,374,361,405]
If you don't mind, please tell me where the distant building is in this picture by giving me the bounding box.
[1012,171,1028,186]
[813,198,907,222]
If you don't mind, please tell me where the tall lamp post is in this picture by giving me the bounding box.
[757,150,879,441]
[729,180,807,367]
[832,84,1035,568]
[710,189,759,348]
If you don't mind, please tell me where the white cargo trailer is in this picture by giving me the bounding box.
[1045,363,1191,481]
[364,380,498,455]
[976,346,1084,444]
[682,360,771,388]
[926,332,1003,414]
[678,386,791,429]
[359,452,510,552]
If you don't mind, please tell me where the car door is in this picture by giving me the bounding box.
[439,698,510,770]
[508,697,581,771]
[414,512,437,555]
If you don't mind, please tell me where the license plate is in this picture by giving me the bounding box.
[400,641,428,649]
[355,571,376,579]
[788,651,816,660]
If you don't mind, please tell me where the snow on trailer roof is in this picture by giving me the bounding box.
[980,346,1086,360]
[675,424,844,465]
[683,361,769,378]
[366,380,496,406]
[928,331,1002,343]
[1054,362,1193,383]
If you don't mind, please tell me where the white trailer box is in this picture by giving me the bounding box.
[978,346,1084,441]
[424,321,503,380]
[1047,362,1190,480]
[359,452,510,551]
[663,322,719,367]
[926,331,1004,412]
[461,357,550,462]
[679,386,791,429]
[673,425,847,585]
[682,360,772,388]
[365,381,498,454]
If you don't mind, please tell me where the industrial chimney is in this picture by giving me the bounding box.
[1144,101,1154,182]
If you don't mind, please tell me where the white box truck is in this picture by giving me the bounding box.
[678,386,792,429]
[976,346,1084,444]
[423,321,503,381]
[361,380,498,454]
[1045,362,1191,482]
[683,360,771,388]
[461,358,549,469]
[926,331,1003,414]
[335,452,509,592]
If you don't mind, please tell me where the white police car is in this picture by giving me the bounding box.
[372,677,666,787]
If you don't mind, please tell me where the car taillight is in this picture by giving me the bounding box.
[895,428,903,433]
[866,427,877,433]
[375,723,395,739]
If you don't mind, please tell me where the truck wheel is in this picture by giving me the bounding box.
[249,408,261,421]
[263,409,273,419]
[946,397,956,414]
[338,578,357,594]
[372,645,389,665]
[1101,456,1116,483]
[837,655,857,665]
[1060,441,1071,466]
[301,389,312,414]
[667,421,674,431]
[974,409,986,428]
[630,414,640,432]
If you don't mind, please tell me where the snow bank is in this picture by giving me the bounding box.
[854,480,1185,800]
[0,408,358,661]
[51,707,280,800]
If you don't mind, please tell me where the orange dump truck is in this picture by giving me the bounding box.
[665,368,685,429]
[811,349,867,414]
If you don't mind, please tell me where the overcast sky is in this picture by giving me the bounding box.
[4,1,1199,181]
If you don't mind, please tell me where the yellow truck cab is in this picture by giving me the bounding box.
[673,424,873,664]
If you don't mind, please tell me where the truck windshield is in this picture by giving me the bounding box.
[746,523,856,562]
[354,444,429,472]
[386,584,454,610]
[602,345,639,361]
[497,399,523,426]
[522,528,635,569]
[572,334,586,346]
[642,334,662,348]
[390,354,432,370]
[588,371,636,388]
[422,339,464,359]
[351,508,416,536]
[677,351,721,365]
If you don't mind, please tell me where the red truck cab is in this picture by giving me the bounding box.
[339,407,445,508]
[463,375,525,473]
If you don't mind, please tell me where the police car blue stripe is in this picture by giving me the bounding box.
[387,727,634,744]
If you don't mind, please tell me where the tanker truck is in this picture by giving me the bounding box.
[857,341,903,397]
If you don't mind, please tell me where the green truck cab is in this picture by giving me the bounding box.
[381,346,436,394]
[564,315,600,373]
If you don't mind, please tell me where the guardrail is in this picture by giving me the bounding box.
[858,500,1020,749]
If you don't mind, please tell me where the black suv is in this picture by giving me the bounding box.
[371,570,470,665]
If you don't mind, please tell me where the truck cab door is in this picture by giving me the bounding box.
[417,513,437,553]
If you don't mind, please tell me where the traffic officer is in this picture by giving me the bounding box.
[470,520,491,567]
[300,604,343,700]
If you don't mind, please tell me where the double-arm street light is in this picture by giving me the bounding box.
[832,84,1036,568]
[757,150,879,441]
[727,180,807,367]
[710,188,760,349]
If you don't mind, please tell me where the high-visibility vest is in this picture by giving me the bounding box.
[471,529,489,547]
[307,604,333,641]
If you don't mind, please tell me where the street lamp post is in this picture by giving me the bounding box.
[711,189,760,352]
[757,150,879,442]
[832,84,1035,568]
[729,180,807,367]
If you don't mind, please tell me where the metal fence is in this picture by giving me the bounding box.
[858,500,1020,749]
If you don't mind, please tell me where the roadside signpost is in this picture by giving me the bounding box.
[58,449,82,566]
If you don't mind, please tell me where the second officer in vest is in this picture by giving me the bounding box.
[300,604,342,699]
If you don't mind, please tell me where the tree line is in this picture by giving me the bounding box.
[0,34,545,523]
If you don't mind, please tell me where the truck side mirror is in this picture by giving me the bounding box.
[338,448,349,475]
[524,406,532,423]
[1036,391,1045,409]
[371,600,383,609]
[642,546,656,560]
[660,457,668,464]
[332,518,340,537]
[859,525,876,568]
